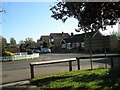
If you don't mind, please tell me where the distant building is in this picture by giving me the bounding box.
[50,32,70,47]
[37,32,70,52]
[60,31,103,52]
[37,35,50,44]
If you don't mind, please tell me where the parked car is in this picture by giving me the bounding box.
[32,49,41,53]
[40,48,51,53]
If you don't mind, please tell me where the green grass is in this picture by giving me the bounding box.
[31,68,120,89]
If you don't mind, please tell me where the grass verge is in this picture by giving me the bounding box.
[31,68,120,89]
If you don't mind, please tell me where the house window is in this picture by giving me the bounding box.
[81,42,85,48]
[76,43,80,47]
[61,44,66,48]
[67,43,71,50]
[72,43,75,48]
[48,39,51,42]
[39,41,43,44]
[50,39,54,42]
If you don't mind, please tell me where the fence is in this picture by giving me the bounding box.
[30,58,76,79]
[84,36,120,52]
[84,36,110,51]
[30,54,120,79]
[0,53,39,61]
[14,52,28,55]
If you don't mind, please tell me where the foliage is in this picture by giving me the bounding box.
[2,51,15,56]
[31,68,120,89]
[43,41,52,48]
[2,46,5,54]
[10,37,16,45]
[25,37,36,44]
[4,44,20,53]
[109,31,120,51]
[1,36,7,46]
[5,44,19,48]
[19,40,24,44]
[50,2,120,32]
[110,31,120,40]
[19,38,36,52]
[26,49,33,55]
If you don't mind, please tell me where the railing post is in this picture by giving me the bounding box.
[76,57,80,70]
[110,57,114,68]
[103,37,107,68]
[104,51,107,68]
[30,64,34,79]
[89,37,93,70]
[90,50,93,70]
[69,61,72,71]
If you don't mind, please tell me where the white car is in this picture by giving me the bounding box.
[40,48,51,53]
[32,49,41,53]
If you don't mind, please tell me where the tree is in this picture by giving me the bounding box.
[19,38,36,52]
[50,2,120,33]
[43,41,52,48]
[10,37,16,45]
[0,5,6,14]
[2,37,7,46]
[109,31,120,52]
[25,37,36,44]
[19,40,24,44]
[0,36,7,47]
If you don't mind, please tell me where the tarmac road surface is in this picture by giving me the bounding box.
[2,53,111,84]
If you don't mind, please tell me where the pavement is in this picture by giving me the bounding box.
[1,80,39,90]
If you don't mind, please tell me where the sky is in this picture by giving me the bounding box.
[2,1,119,44]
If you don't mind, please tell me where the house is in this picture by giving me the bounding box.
[37,32,70,52]
[60,31,103,52]
[50,32,70,46]
[37,35,50,44]
[49,32,70,52]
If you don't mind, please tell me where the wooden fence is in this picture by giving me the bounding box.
[84,36,110,51]
[30,58,76,79]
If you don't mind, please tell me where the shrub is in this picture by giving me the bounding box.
[26,49,33,55]
[2,51,15,56]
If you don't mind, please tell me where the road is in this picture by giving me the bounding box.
[2,53,110,84]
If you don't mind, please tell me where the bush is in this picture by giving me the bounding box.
[2,51,15,56]
[26,49,33,55]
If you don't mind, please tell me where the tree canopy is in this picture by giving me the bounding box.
[0,36,7,46]
[10,37,16,45]
[43,41,52,48]
[50,2,120,32]
[25,37,36,44]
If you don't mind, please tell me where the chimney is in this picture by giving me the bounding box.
[71,32,74,36]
